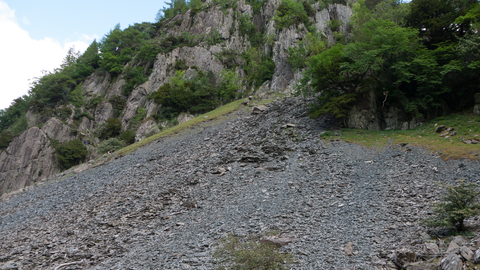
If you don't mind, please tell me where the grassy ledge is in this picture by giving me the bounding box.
[322,113,480,160]
[115,99,244,156]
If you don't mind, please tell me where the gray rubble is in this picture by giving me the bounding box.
[1,97,480,269]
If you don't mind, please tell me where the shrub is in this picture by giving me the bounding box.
[119,130,136,145]
[53,139,88,170]
[150,70,220,115]
[123,66,149,97]
[109,96,127,117]
[97,138,126,154]
[56,107,73,120]
[174,59,189,71]
[86,96,104,110]
[214,234,294,270]
[131,108,147,127]
[100,118,122,139]
[0,130,13,150]
[218,69,242,101]
[423,180,480,232]
[215,49,239,69]
[74,111,94,121]
[274,0,310,30]
[327,18,344,32]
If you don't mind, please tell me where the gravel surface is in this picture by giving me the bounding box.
[1,97,480,270]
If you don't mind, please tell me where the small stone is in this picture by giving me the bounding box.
[344,242,354,256]
[252,105,268,114]
[260,235,294,247]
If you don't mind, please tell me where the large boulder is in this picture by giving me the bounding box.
[439,253,463,270]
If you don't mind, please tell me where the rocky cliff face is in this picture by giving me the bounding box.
[0,0,355,194]
[0,118,75,194]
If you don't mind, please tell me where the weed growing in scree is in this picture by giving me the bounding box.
[214,234,294,270]
[422,179,480,232]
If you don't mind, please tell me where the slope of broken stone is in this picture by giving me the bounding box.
[0,97,479,270]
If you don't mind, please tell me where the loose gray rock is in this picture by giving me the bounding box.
[439,253,463,270]
[393,248,417,269]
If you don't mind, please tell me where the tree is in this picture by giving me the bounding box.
[53,139,88,170]
[100,118,122,139]
[423,180,480,232]
[406,0,477,48]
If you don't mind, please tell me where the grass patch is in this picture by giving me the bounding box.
[323,113,480,160]
[116,99,244,156]
[214,234,294,270]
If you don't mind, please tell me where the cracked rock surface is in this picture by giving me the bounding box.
[1,97,480,269]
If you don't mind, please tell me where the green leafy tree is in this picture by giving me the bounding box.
[218,69,242,101]
[53,139,88,170]
[0,130,13,150]
[406,0,477,48]
[100,118,122,139]
[423,180,480,232]
[119,130,136,145]
[274,0,310,30]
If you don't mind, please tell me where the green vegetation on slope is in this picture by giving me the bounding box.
[322,113,480,160]
[295,0,480,123]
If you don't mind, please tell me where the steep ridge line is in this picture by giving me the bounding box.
[1,97,480,269]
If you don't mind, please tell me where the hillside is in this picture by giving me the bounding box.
[0,0,356,194]
[1,0,479,195]
[0,1,479,268]
[1,96,479,269]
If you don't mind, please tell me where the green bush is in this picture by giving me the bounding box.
[123,66,149,97]
[174,59,189,70]
[239,15,263,47]
[423,180,480,232]
[242,47,276,87]
[109,96,127,117]
[119,130,136,145]
[150,70,220,115]
[327,18,344,32]
[100,118,122,139]
[215,49,239,69]
[74,111,94,121]
[56,107,73,120]
[206,28,222,46]
[274,0,310,30]
[53,139,88,170]
[131,108,147,127]
[218,69,242,101]
[246,0,267,15]
[97,138,126,154]
[86,96,104,110]
[214,234,294,270]
[0,130,13,150]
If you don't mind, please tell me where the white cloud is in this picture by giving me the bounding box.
[0,1,90,110]
[21,15,29,25]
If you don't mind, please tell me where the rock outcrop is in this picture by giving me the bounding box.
[0,117,75,194]
[0,0,356,194]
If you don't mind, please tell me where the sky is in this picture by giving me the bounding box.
[0,0,166,110]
